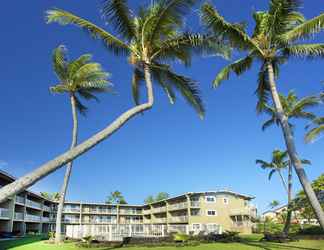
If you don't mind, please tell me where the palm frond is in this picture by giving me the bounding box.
[256,64,271,113]
[52,45,68,81]
[151,69,176,105]
[151,63,204,118]
[50,84,69,94]
[301,159,311,165]
[74,95,88,116]
[201,3,261,52]
[262,118,276,131]
[101,0,135,40]
[268,169,277,180]
[281,13,324,42]
[305,117,324,142]
[213,55,253,87]
[283,44,324,59]
[145,0,197,44]
[67,54,92,79]
[46,9,130,55]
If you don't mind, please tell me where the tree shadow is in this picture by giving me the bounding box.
[0,235,45,249]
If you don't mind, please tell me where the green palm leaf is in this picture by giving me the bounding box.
[46,9,130,55]
[283,44,324,59]
[101,0,135,40]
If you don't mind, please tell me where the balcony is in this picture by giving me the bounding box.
[63,208,80,213]
[25,214,41,222]
[230,208,257,218]
[43,205,51,212]
[42,217,50,223]
[26,199,41,210]
[63,218,80,224]
[169,215,188,223]
[154,217,167,223]
[119,209,142,215]
[14,212,24,221]
[152,207,167,214]
[0,208,10,219]
[83,208,117,214]
[15,196,25,205]
[168,202,188,211]
[143,209,151,215]
[190,201,200,208]
[83,219,115,224]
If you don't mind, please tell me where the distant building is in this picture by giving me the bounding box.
[0,170,257,240]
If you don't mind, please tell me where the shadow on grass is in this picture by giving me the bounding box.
[240,239,320,250]
[0,235,45,249]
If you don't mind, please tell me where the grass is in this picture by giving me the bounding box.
[0,235,323,250]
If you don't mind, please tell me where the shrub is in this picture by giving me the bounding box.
[173,233,190,242]
[298,225,324,235]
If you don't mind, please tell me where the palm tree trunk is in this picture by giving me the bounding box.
[266,61,324,229]
[277,169,288,194]
[55,94,78,243]
[0,67,154,203]
[283,160,293,236]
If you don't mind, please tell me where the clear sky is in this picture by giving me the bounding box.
[0,0,323,212]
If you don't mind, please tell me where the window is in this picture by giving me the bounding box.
[205,196,216,203]
[192,224,201,230]
[191,210,200,216]
[207,210,217,216]
[223,198,229,205]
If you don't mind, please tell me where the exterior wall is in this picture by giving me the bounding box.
[0,170,256,236]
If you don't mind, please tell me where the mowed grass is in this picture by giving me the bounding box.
[0,235,323,250]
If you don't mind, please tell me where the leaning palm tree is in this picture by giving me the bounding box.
[0,1,228,203]
[262,91,319,131]
[257,149,311,235]
[51,45,111,243]
[201,0,324,228]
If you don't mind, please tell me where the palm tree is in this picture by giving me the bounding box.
[262,91,319,131]
[0,1,228,204]
[201,0,324,228]
[50,45,111,243]
[269,200,280,209]
[40,192,61,202]
[256,149,311,235]
[106,190,127,204]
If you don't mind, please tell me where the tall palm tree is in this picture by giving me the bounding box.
[262,91,319,131]
[50,45,111,243]
[0,1,228,203]
[201,0,324,228]
[256,149,311,235]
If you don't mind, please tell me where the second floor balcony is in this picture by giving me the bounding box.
[25,214,41,222]
[26,199,42,210]
[14,212,24,221]
[15,196,25,205]
[168,215,188,223]
[168,202,188,211]
[152,207,167,214]
[0,208,10,219]
[63,207,80,213]
[230,208,257,218]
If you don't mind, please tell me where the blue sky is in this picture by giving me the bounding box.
[0,0,323,212]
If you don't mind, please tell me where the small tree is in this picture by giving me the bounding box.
[144,195,155,204]
[106,191,127,204]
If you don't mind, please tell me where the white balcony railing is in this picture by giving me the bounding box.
[25,214,41,222]
[63,208,80,213]
[168,202,188,211]
[83,208,117,214]
[63,218,80,223]
[15,196,25,204]
[0,208,10,218]
[42,217,50,222]
[230,208,257,218]
[143,209,151,215]
[154,218,167,223]
[169,215,188,223]
[26,199,41,209]
[190,201,200,208]
[119,209,142,215]
[14,212,24,220]
[43,205,51,212]
[152,207,167,213]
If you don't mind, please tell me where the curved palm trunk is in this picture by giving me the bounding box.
[55,94,78,243]
[283,161,293,236]
[266,62,324,229]
[0,67,154,203]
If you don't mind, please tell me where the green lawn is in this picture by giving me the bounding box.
[0,235,323,250]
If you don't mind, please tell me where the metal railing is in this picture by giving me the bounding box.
[154,218,167,223]
[25,214,41,222]
[15,196,25,204]
[168,202,188,211]
[14,212,24,220]
[83,208,117,214]
[168,215,188,223]
[63,208,81,213]
[0,208,10,218]
[119,209,142,215]
[26,199,41,209]
[43,205,51,212]
[152,206,167,213]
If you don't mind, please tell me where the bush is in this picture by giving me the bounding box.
[298,225,324,235]
[173,233,190,242]
[191,231,241,243]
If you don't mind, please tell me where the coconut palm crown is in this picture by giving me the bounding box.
[201,0,324,111]
[50,45,111,114]
[262,91,320,131]
[47,0,230,118]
